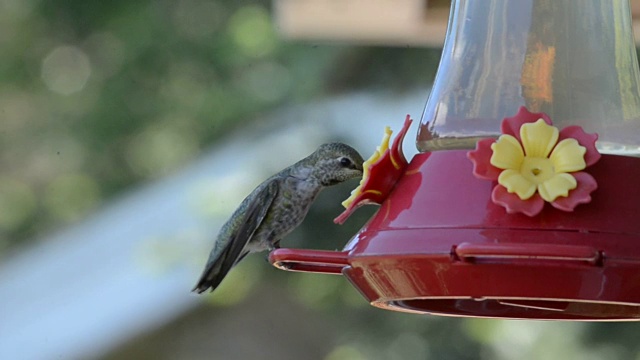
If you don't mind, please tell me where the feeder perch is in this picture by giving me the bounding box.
[270,0,640,320]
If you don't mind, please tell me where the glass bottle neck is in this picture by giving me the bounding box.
[418,0,640,155]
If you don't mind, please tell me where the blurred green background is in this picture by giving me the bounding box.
[0,0,439,252]
[2,0,640,359]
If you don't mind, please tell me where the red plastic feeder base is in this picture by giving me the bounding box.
[270,151,640,320]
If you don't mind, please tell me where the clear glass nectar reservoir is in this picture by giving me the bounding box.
[417,0,640,155]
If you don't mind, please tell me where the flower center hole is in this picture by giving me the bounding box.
[531,168,542,176]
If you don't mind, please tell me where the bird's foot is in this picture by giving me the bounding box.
[265,243,280,263]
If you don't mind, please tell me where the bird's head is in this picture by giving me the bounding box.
[310,143,364,186]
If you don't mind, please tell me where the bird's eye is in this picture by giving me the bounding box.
[339,157,352,168]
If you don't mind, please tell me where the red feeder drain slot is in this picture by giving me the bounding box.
[454,242,603,266]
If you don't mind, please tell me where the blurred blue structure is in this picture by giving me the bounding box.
[0,91,427,359]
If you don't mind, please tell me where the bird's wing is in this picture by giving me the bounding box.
[192,179,279,293]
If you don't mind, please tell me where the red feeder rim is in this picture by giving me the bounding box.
[270,151,640,321]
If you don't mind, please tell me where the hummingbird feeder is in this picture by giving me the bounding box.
[270,0,640,320]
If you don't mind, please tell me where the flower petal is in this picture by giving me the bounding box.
[336,117,413,224]
[501,106,552,141]
[498,169,537,200]
[549,138,586,173]
[490,135,524,170]
[468,138,502,181]
[492,185,545,216]
[551,172,598,211]
[537,173,577,202]
[520,119,559,158]
[389,115,412,170]
[559,125,600,167]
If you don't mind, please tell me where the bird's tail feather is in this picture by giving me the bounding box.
[191,260,226,294]
[192,251,249,293]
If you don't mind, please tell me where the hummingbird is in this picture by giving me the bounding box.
[192,142,364,294]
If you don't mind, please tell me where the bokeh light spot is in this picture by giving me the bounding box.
[189,173,257,218]
[44,173,101,222]
[173,0,227,40]
[324,345,366,360]
[288,273,342,310]
[0,89,38,132]
[0,177,37,231]
[228,5,278,58]
[41,45,92,95]
[126,122,199,178]
[385,332,430,360]
[238,61,292,103]
[84,32,125,80]
[0,0,36,19]
[464,318,502,344]
[37,134,87,172]
[203,257,262,307]
[135,230,206,275]
[160,61,213,109]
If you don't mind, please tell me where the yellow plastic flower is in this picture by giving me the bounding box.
[341,126,392,208]
[490,119,587,202]
[335,116,412,224]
